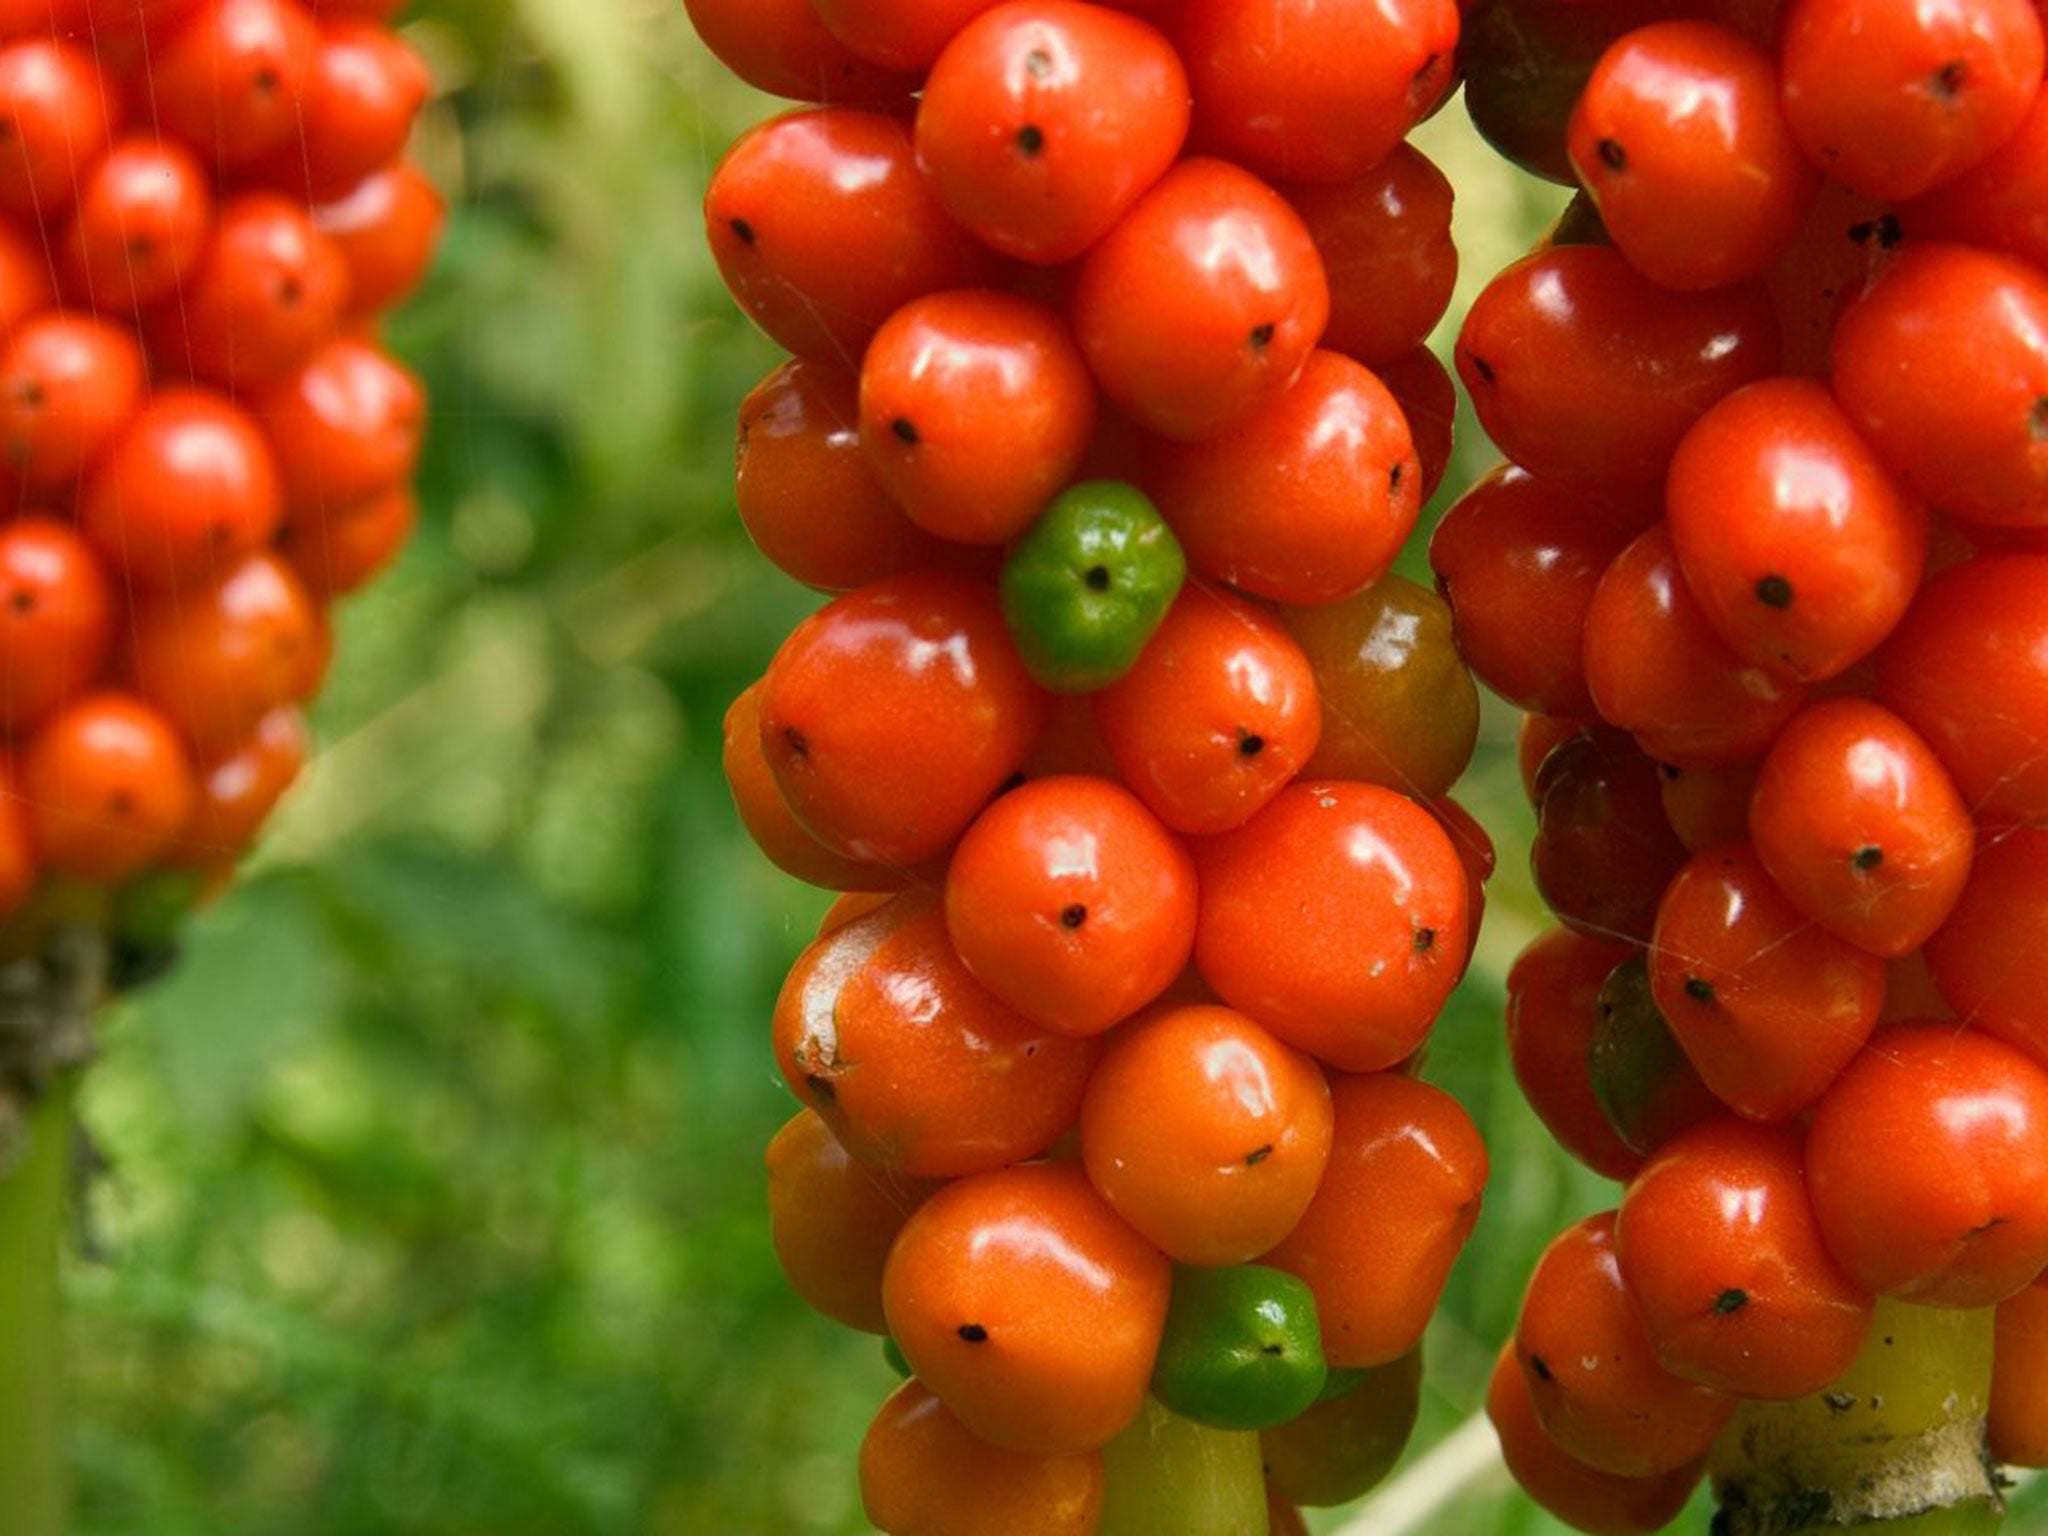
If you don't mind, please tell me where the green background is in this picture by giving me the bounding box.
[63,4,2048,1533]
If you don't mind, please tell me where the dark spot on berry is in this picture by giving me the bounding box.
[891,417,919,446]
[1248,322,1275,350]
[1530,1355,1553,1382]
[729,217,755,246]
[1261,1342,1285,1355]
[1967,1214,2008,1239]
[108,790,135,817]
[803,1072,835,1105]
[1015,124,1044,156]
[1060,903,1086,929]
[1084,564,1111,592]
[1596,138,1626,172]
[1684,976,1716,1005]
[1237,731,1265,758]
[1755,574,1795,609]
[14,379,44,409]
[783,726,809,759]
[1930,60,1967,100]
[1024,47,1052,79]
[253,66,280,96]
[1469,354,1495,385]
[1853,845,1884,872]
[1245,1144,1273,1166]
[277,275,303,307]
[1659,763,1682,781]
[7,588,31,614]
[957,1323,989,1343]
[1713,1288,1749,1315]
[1414,927,1436,953]
[1389,462,1405,495]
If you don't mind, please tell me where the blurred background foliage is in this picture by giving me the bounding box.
[56,2,1962,1533]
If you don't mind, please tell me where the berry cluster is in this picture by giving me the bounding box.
[1441,0,2048,1524]
[687,0,1491,1526]
[0,0,438,937]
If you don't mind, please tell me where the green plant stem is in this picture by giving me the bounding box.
[0,1081,70,1536]
[1709,1298,2000,1536]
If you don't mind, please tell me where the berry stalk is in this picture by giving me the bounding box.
[1709,1298,2002,1536]
[0,1083,75,1536]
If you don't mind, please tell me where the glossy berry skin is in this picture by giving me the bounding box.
[60,138,213,316]
[1806,1022,2048,1308]
[1666,377,1927,683]
[1068,157,1329,442]
[1282,574,1480,803]
[1990,1276,2048,1468]
[1616,1117,1873,1399]
[0,40,115,221]
[945,775,1196,1037]
[250,337,426,519]
[998,479,1185,694]
[1486,1346,1705,1536]
[313,162,446,319]
[1779,0,2043,201]
[1876,555,2048,825]
[0,313,145,490]
[812,0,1007,71]
[734,357,950,595]
[1749,700,1974,958]
[1584,524,1805,768]
[1568,21,1816,291]
[249,16,428,199]
[22,692,198,882]
[705,109,1001,363]
[1282,144,1457,368]
[1080,1003,1333,1267]
[1150,1263,1327,1430]
[1429,462,1639,719]
[1261,1349,1421,1509]
[915,1,1189,265]
[1263,1073,1486,1369]
[773,893,1099,1176]
[0,516,112,732]
[761,573,1048,866]
[1092,582,1319,836]
[1506,926,1644,1182]
[882,1160,1171,1455]
[149,0,319,169]
[1456,245,1781,500]
[1195,783,1468,1073]
[1147,349,1419,606]
[1833,243,2048,528]
[1530,728,1691,947]
[860,1380,1105,1536]
[858,290,1095,546]
[1650,842,1887,1122]
[1899,91,2048,271]
[146,194,352,390]
[1376,344,1456,505]
[1172,0,1459,185]
[166,706,307,870]
[1923,828,2048,1066]
[765,1108,939,1334]
[721,681,926,894]
[680,0,919,103]
[1590,955,1723,1161]
[126,552,323,754]
[1515,1212,1738,1478]
[78,389,283,590]
[279,484,416,600]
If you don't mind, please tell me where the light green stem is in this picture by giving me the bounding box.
[0,1083,71,1536]
[1710,1298,2001,1536]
